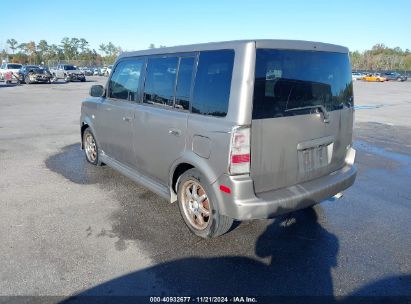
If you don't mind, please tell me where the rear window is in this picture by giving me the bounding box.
[191,50,234,117]
[64,65,76,70]
[7,64,22,69]
[253,49,353,119]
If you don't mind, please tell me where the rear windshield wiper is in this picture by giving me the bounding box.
[285,105,330,122]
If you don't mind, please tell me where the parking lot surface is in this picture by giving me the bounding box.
[0,78,410,300]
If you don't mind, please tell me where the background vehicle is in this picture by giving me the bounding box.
[80,67,93,76]
[92,68,102,76]
[381,72,407,82]
[19,65,52,84]
[362,73,386,82]
[0,63,22,83]
[104,65,113,76]
[81,40,356,238]
[352,72,364,80]
[100,66,107,75]
[50,64,86,82]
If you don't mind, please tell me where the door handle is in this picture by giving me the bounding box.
[122,116,132,122]
[168,128,181,136]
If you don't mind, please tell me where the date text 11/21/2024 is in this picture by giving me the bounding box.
[149,296,257,303]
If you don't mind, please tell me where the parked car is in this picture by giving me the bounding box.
[104,65,113,76]
[362,73,386,82]
[50,64,86,82]
[18,65,52,84]
[81,40,357,238]
[100,66,107,75]
[352,72,364,80]
[92,68,99,76]
[381,72,407,82]
[80,67,93,76]
[0,63,23,83]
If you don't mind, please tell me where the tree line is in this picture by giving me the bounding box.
[350,44,411,72]
[2,39,410,71]
[2,37,122,66]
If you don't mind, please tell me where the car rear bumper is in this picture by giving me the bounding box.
[68,74,85,80]
[213,161,357,220]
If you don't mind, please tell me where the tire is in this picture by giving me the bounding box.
[64,75,70,82]
[25,75,31,84]
[83,128,101,166]
[177,168,233,238]
[81,77,86,82]
[51,74,58,83]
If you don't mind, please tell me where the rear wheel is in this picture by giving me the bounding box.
[177,168,233,238]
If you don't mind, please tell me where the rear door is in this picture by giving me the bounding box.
[133,54,195,184]
[251,48,354,194]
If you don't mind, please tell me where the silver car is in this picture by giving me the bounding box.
[80,40,357,238]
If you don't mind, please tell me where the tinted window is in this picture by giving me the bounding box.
[175,57,195,110]
[192,50,234,117]
[7,64,22,69]
[253,49,353,119]
[64,65,76,70]
[109,59,144,100]
[143,57,178,107]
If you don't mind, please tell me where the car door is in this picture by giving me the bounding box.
[96,58,145,169]
[133,54,196,184]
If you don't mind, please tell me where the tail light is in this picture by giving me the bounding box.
[229,126,250,175]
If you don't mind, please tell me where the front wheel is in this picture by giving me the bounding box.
[177,169,233,238]
[83,128,101,166]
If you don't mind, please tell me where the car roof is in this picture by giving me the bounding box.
[119,39,349,59]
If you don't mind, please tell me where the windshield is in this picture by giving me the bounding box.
[253,49,353,119]
[64,65,77,70]
[7,64,22,69]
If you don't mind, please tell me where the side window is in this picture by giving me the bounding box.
[143,57,178,107]
[191,50,234,117]
[175,57,195,110]
[109,59,144,101]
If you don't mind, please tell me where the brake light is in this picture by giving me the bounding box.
[229,126,250,175]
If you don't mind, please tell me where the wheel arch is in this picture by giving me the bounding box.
[80,116,97,149]
[169,153,222,203]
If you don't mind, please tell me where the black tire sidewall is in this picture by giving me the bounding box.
[177,169,221,238]
[83,128,99,165]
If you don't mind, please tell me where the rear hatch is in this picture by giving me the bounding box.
[251,48,354,194]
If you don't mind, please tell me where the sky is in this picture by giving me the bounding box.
[1,0,410,53]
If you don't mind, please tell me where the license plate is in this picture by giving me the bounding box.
[298,144,330,175]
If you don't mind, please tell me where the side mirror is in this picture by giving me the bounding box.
[89,85,105,97]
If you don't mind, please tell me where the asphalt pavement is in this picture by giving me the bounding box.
[0,78,410,302]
